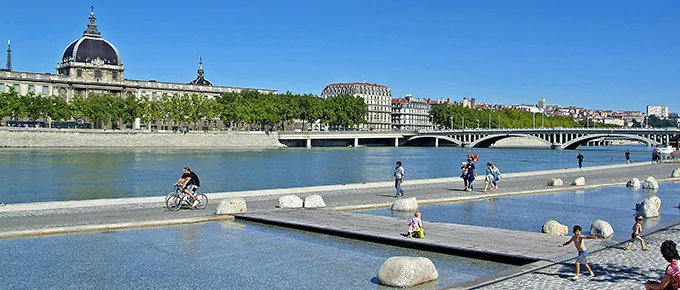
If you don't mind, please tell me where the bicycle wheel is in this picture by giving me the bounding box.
[165,192,176,205]
[166,195,182,211]
[195,194,208,210]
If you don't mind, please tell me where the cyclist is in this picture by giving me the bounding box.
[174,167,201,207]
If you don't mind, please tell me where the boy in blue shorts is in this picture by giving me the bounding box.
[558,225,598,280]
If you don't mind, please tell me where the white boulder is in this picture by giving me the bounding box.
[571,176,586,186]
[278,195,303,209]
[215,198,247,215]
[643,176,659,190]
[391,197,418,212]
[542,220,568,236]
[548,178,563,186]
[626,178,641,188]
[377,256,439,288]
[590,220,614,239]
[636,196,661,218]
[303,194,326,208]
[672,168,680,178]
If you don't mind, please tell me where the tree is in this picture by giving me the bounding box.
[298,94,323,131]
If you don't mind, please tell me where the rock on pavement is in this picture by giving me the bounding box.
[279,195,303,208]
[391,197,418,212]
[377,256,439,288]
[643,176,659,190]
[215,198,247,215]
[548,178,563,186]
[672,168,680,178]
[303,194,326,208]
[590,220,614,239]
[571,176,586,186]
[542,220,568,236]
[626,178,641,188]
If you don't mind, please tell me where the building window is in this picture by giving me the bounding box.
[42,86,49,95]
[112,71,118,80]
[94,70,102,79]
[13,84,20,93]
[0,83,3,92]
[76,69,83,77]
[28,85,35,94]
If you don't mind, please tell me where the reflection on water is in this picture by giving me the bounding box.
[0,145,653,203]
[360,182,680,242]
[0,221,512,289]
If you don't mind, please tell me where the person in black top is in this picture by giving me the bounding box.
[174,167,201,207]
[625,150,631,164]
[577,152,584,170]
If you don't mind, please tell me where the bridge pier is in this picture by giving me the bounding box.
[306,138,312,148]
[394,137,399,147]
[551,144,563,150]
[435,137,439,148]
[354,138,358,147]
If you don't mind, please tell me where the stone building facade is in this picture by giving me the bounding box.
[320,82,391,130]
[391,94,433,131]
[0,10,275,105]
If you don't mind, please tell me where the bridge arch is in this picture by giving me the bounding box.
[470,134,552,148]
[406,135,462,146]
[560,134,660,150]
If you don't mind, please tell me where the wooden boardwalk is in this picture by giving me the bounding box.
[236,209,611,264]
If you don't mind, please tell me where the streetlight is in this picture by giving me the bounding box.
[462,116,465,131]
[541,112,545,128]
[532,112,536,129]
[476,119,480,129]
[450,116,454,130]
[488,114,491,129]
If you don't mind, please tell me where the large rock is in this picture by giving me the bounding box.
[672,168,680,178]
[377,256,439,288]
[278,195,303,209]
[571,176,586,186]
[590,220,614,239]
[626,178,641,188]
[636,196,661,218]
[548,178,563,186]
[391,197,418,212]
[542,220,568,236]
[643,176,659,190]
[303,194,326,208]
[215,198,247,215]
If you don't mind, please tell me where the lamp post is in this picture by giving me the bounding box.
[488,114,491,129]
[541,112,545,128]
[532,112,536,129]
[462,116,465,131]
[450,116,454,130]
[498,116,501,129]
[476,119,480,129]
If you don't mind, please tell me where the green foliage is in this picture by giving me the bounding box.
[647,115,678,128]
[429,104,580,129]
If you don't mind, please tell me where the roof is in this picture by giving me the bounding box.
[326,82,388,88]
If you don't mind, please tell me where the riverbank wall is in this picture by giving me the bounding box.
[0,128,285,148]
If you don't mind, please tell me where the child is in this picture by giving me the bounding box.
[558,225,597,280]
[482,163,495,192]
[491,163,502,190]
[624,215,648,251]
[407,211,423,238]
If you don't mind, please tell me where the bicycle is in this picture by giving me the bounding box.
[165,185,207,211]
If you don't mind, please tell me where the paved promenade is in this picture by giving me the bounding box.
[0,162,678,289]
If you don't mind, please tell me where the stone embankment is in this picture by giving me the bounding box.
[0,128,285,148]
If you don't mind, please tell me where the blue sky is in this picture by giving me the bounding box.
[3,1,679,111]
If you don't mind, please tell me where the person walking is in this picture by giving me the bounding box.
[393,161,405,197]
[491,163,502,191]
[464,158,477,191]
[577,152,584,170]
[625,150,631,164]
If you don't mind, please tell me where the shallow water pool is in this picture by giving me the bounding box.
[360,182,680,242]
[0,221,513,289]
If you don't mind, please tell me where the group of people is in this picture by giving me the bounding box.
[557,215,678,288]
[460,159,502,192]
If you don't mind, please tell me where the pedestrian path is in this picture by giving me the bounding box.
[236,209,611,264]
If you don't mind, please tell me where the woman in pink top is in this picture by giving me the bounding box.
[646,240,680,290]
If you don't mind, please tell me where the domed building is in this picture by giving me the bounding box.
[0,8,275,128]
[56,11,124,82]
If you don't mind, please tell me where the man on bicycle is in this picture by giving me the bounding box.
[174,167,201,207]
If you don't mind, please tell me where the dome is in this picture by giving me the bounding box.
[60,11,121,66]
[189,56,213,86]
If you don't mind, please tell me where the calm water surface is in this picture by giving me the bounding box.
[0,221,512,289]
[1,145,653,203]
[360,182,680,241]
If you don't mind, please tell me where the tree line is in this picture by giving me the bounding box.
[429,104,584,129]
[0,90,368,130]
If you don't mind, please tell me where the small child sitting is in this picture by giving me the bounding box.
[407,211,424,238]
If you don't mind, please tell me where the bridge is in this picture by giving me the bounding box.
[413,128,680,149]
[280,128,680,149]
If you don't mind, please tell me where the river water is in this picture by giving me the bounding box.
[1,145,653,204]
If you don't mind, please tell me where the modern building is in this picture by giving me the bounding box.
[391,94,433,131]
[538,98,546,110]
[320,82,392,130]
[0,10,275,103]
[647,105,669,119]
